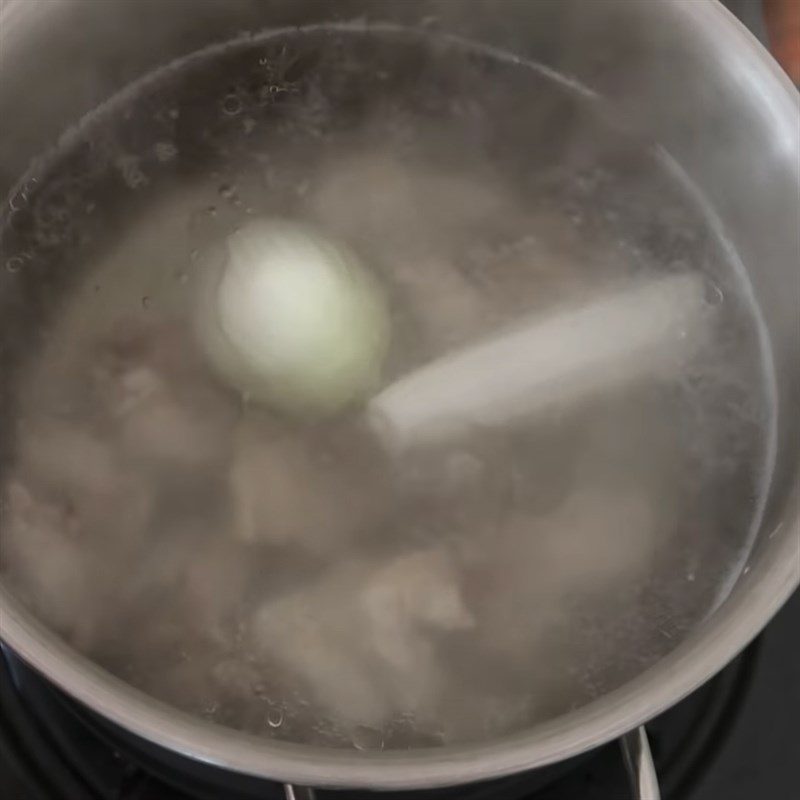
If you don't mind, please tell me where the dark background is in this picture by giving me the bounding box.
[692,589,799,800]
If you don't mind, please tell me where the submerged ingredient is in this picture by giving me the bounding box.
[197,219,390,416]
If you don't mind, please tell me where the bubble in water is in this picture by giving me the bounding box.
[218,184,236,201]
[5,256,23,273]
[256,84,278,106]
[258,56,269,66]
[267,707,284,728]
[222,93,243,116]
[141,296,151,310]
[703,279,725,307]
[9,190,28,211]
[168,107,180,120]
[201,700,219,719]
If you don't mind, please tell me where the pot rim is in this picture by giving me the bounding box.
[1,0,798,790]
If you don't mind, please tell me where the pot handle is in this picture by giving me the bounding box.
[280,728,659,800]
[621,726,661,800]
[284,785,317,800]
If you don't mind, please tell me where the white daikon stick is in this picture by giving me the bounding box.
[368,272,707,453]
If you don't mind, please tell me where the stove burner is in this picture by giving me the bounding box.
[0,639,758,800]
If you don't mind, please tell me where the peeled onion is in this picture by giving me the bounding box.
[196,220,389,416]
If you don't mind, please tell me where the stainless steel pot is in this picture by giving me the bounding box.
[0,1,798,798]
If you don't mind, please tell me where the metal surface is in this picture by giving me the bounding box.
[284,785,317,800]
[621,727,661,800]
[0,0,798,791]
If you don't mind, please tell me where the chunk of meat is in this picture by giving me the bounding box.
[229,415,390,554]
[392,258,489,350]
[532,489,656,590]
[182,537,249,647]
[360,549,474,720]
[473,487,656,666]
[251,548,473,732]
[361,550,474,641]
[310,152,505,351]
[252,561,389,728]
[89,320,237,471]
[310,152,512,254]
[17,422,119,495]
[1,480,101,646]
[15,421,153,546]
[114,366,232,469]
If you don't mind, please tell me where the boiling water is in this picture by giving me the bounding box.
[0,25,775,748]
